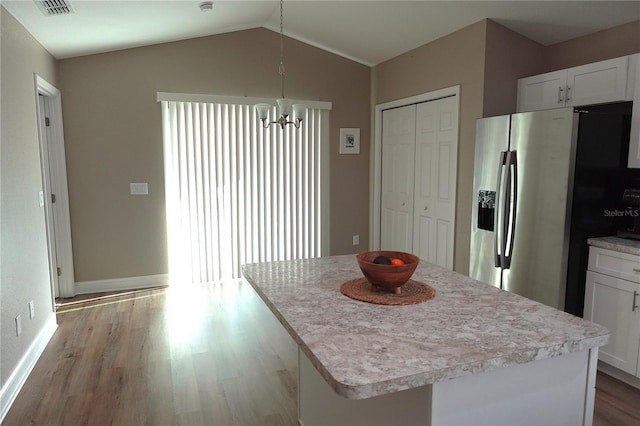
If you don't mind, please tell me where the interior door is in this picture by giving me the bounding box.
[37,95,60,298]
[413,97,458,268]
[35,76,76,300]
[381,105,416,251]
[380,96,459,266]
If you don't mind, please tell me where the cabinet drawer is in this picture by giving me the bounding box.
[588,247,640,283]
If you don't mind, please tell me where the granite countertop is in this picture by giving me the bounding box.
[242,256,609,400]
[588,236,640,256]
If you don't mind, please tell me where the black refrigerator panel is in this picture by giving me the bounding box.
[565,107,631,317]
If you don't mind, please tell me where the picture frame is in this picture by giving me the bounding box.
[339,128,360,154]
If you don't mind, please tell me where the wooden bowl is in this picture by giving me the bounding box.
[356,251,419,292]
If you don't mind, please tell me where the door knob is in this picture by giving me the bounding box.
[424,206,428,210]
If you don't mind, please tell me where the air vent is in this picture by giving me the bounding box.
[35,0,74,16]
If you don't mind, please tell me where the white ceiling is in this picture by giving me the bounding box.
[2,0,640,66]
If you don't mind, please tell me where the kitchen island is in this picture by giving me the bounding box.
[242,256,609,425]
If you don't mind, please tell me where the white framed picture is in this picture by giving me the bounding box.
[339,128,360,154]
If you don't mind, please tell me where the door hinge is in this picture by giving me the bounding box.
[57,267,62,277]
[45,117,50,127]
[51,193,56,203]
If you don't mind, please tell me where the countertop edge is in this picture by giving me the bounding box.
[306,334,610,400]
[242,265,610,400]
[588,236,640,256]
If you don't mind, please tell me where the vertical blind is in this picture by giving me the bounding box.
[161,99,327,285]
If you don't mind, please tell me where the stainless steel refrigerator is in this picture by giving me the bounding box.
[470,105,633,312]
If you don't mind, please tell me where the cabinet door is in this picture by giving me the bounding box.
[584,270,640,375]
[567,56,628,107]
[517,70,567,112]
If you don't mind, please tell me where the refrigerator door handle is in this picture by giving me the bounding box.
[494,151,507,268]
[504,151,518,269]
[500,151,512,270]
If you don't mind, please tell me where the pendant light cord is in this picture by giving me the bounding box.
[278,0,285,99]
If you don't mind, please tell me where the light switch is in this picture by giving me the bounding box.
[130,183,148,195]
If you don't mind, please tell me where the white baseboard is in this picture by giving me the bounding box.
[597,360,640,389]
[0,315,57,423]
[75,274,169,295]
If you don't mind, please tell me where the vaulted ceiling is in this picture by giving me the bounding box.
[3,1,640,66]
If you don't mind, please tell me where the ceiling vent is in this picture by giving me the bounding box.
[34,0,75,16]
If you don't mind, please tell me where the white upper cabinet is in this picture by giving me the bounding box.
[517,70,567,112]
[517,54,640,168]
[517,56,629,113]
[567,56,629,107]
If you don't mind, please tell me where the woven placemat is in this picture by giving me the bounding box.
[340,277,435,305]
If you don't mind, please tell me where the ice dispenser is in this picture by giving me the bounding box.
[478,190,496,231]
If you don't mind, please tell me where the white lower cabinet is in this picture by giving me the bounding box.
[583,247,640,377]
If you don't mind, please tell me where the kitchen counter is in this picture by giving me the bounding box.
[588,236,640,256]
[242,255,609,425]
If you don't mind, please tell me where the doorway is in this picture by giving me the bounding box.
[34,75,75,301]
[372,86,459,269]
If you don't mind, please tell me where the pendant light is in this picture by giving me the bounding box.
[255,0,305,130]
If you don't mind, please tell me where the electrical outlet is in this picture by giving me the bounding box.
[352,235,360,245]
[15,314,22,336]
[29,301,35,320]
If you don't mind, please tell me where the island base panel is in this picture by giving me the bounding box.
[432,348,597,425]
[298,348,432,426]
[298,348,598,426]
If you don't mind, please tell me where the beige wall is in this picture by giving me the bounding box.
[544,20,640,72]
[373,20,487,275]
[0,7,57,385]
[372,18,638,275]
[483,20,546,117]
[57,28,371,281]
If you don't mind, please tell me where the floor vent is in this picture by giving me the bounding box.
[35,0,74,16]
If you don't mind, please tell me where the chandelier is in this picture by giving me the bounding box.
[255,0,305,129]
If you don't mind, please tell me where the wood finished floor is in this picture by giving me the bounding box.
[5,283,298,425]
[4,282,640,425]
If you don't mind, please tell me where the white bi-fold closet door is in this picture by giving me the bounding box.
[380,95,458,269]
